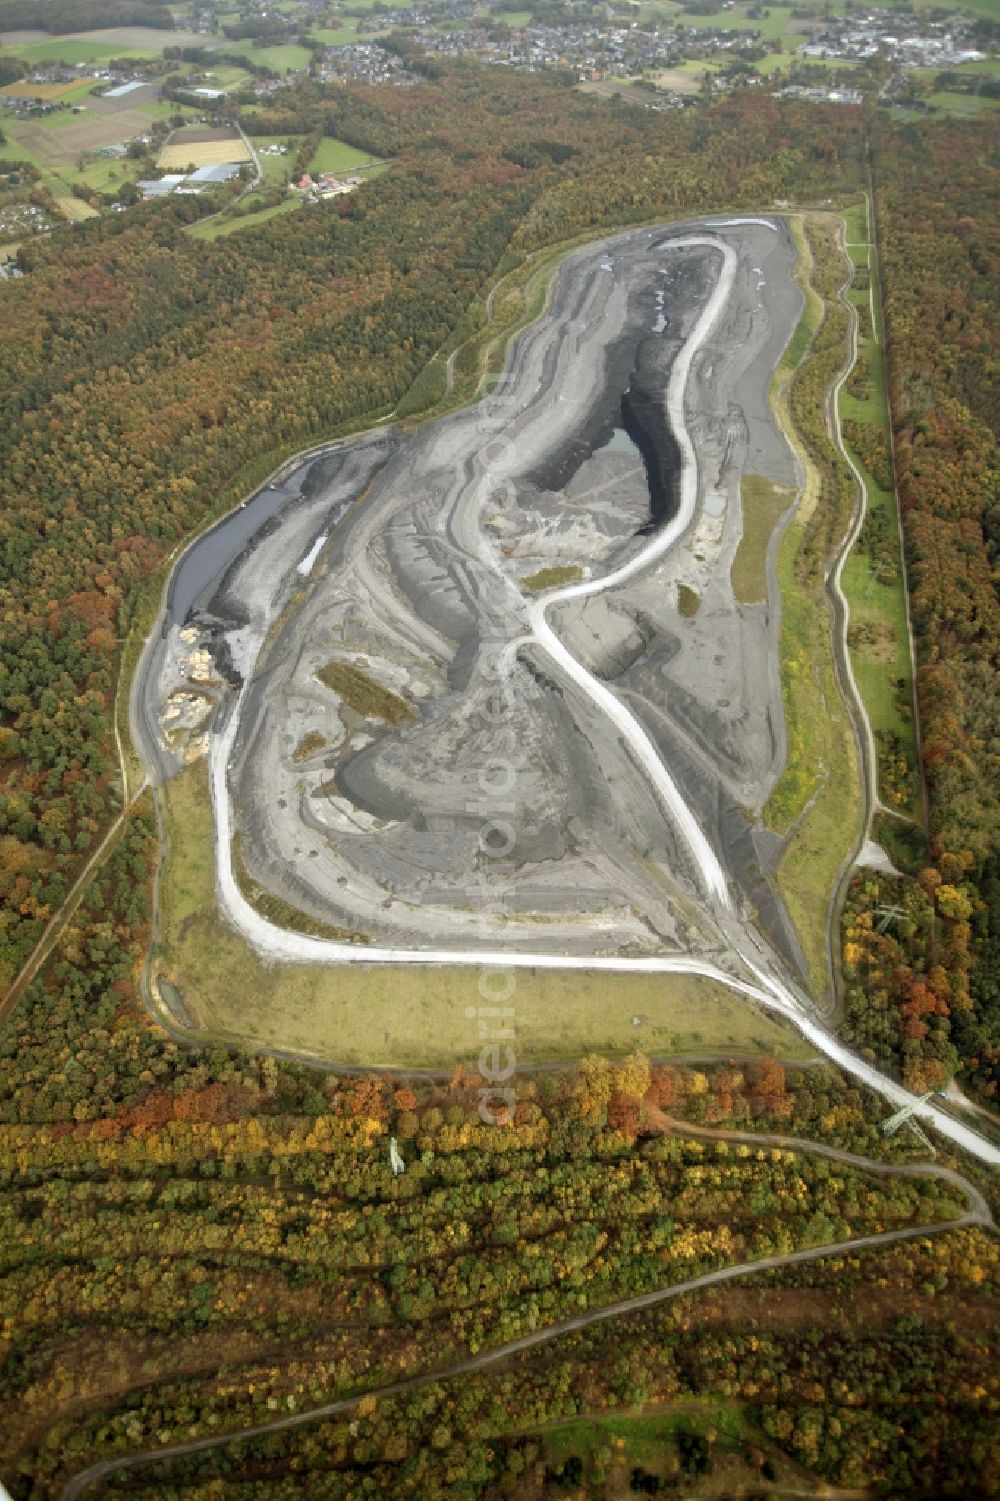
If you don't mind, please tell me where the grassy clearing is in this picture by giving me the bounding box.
[837,210,918,818]
[521,563,583,591]
[308,136,380,173]
[198,63,252,90]
[840,508,914,751]
[908,0,998,13]
[69,155,141,193]
[544,1405,749,1467]
[188,197,300,239]
[156,764,813,1067]
[223,40,312,73]
[539,1401,809,1496]
[757,53,862,78]
[840,200,868,247]
[764,214,863,995]
[949,58,1000,77]
[316,659,415,724]
[311,25,362,45]
[731,474,795,606]
[781,246,823,370]
[135,96,196,121]
[927,90,999,117]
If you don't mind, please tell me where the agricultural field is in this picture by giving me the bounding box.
[9,106,147,161]
[51,192,97,219]
[0,126,135,204]
[158,124,251,169]
[0,27,203,65]
[0,69,202,210]
[0,76,88,99]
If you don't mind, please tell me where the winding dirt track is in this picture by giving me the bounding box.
[57,1122,992,1500]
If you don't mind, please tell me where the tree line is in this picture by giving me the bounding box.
[855,116,999,1103]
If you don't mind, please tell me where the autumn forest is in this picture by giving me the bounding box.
[0,62,997,1498]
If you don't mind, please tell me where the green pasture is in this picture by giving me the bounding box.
[311,26,364,45]
[189,196,300,239]
[134,97,198,121]
[223,40,312,73]
[197,63,253,89]
[926,90,999,117]
[308,135,381,172]
[947,58,1000,77]
[0,37,163,65]
[638,1,805,51]
[6,106,85,134]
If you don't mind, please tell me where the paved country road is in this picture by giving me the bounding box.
[57,1123,992,1500]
